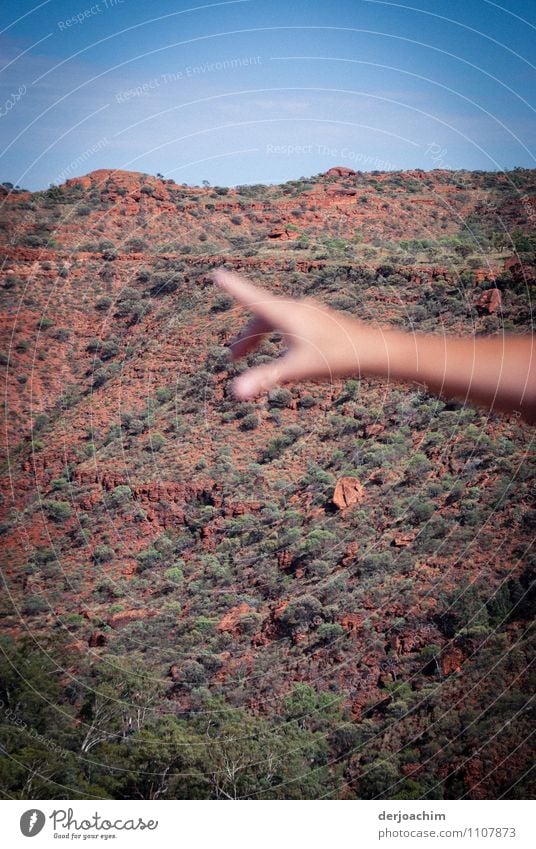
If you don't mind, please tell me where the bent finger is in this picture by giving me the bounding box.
[232,350,304,400]
[228,315,272,360]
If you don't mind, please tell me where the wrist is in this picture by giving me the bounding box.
[346,319,408,381]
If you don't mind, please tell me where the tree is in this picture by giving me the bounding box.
[193,698,336,799]
[79,662,162,753]
[277,595,324,630]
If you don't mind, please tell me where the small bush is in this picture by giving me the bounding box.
[95,296,112,311]
[108,485,132,507]
[93,544,114,563]
[125,237,148,252]
[23,596,48,615]
[181,660,206,685]
[210,293,234,312]
[146,432,166,452]
[43,500,72,521]
[240,413,258,430]
[101,339,119,360]
[277,595,324,630]
[268,388,292,408]
[92,363,120,388]
[410,499,435,524]
[50,328,70,342]
[137,546,162,571]
[50,478,68,491]
[155,386,173,404]
[316,623,345,643]
[164,566,184,584]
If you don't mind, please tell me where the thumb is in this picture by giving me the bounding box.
[232,353,300,400]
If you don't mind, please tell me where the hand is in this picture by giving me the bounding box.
[211,269,386,400]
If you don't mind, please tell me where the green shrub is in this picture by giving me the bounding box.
[114,288,143,317]
[210,293,233,312]
[239,612,262,634]
[164,566,184,584]
[37,317,54,330]
[268,388,292,408]
[92,363,120,388]
[410,499,435,524]
[86,337,101,353]
[95,296,112,311]
[100,339,119,360]
[155,387,173,403]
[146,432,166,452]
[43,500,72,521]
[195,616,216,633]
[261,432,297,463]
[405,452,432,480]
[361,551,395,572]
[125,237,148,252]
[148,271,181,296]
[240,413,258,430]
[137,546,162,571]
[50,478,68,491]
[93,544,114,563]
[34,413,49,431]
[23,596,49,614]
[277,595,324,630]
[316,623,345,643]
[205,346,229,373]
[181,660,206,684]
[108,485,132,507]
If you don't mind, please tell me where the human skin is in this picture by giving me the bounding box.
[212,269,536,424]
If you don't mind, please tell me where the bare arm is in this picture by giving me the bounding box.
[212,270,536,424]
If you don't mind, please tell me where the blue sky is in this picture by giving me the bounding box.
[1,0,535,189]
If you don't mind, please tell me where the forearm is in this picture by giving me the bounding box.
[212,270,536,421]
[352,324,536,423]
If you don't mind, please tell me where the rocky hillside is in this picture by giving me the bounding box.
[0,166,535,800]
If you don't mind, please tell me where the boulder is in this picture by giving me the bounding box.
[325,166,357,178]
[477,287,501,314]
[217,602,251,633]
[392,532,416,547]
[341,541,360,565]
[364,423,384,438]
[267,226,299,240]
[441,645,465,675]
[333,476,364,510]
[340,613,363,632]
[88,630,107,647]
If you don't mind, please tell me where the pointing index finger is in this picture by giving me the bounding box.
[211,269,289,327]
